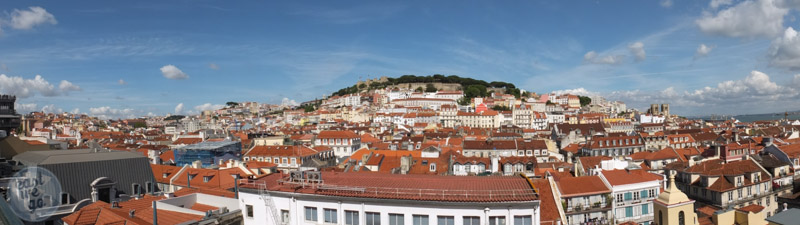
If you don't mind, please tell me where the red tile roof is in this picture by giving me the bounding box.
[531,178,562,224]
[600,169,662,186]
[246,145,321,157]
[556,176,611,197]
[245,172,538,202]
[317,130,360,139]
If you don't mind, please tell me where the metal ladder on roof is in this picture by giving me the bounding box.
[258,182,282,225]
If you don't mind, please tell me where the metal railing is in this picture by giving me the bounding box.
[240,179,538,201]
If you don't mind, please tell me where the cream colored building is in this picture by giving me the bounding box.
[653,175,698,225]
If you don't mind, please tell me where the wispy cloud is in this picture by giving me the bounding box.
[289,3,407,24]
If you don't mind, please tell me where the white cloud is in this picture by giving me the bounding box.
[160,64,188,80]
[696,44,713,58]
[208,63,219,70]
[628,42,646,62]
[58,80,81,92]
[0,74,80,98]
[583,51,624,65]
[550,88,599,97]
[174,103,184,114]
[281,98,299,107]
[70,108,80,114]
[768,27,800,69]
[118,79,126,85]
[660,0,673,8]
[40,104,62,114]
[14,103,37,113]
[194,103,224,111]
[696,0,788,38]
[8,6,57,30]
[89,106,136,119]
[710,0,734,8]
[602,70,797,114]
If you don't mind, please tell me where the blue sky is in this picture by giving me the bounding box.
[2,0,800,118]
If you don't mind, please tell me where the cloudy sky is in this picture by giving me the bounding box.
[2,0,800,118]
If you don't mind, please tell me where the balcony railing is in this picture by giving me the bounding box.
[565,203,611,213]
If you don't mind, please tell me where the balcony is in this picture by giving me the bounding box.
[564,202,612,214]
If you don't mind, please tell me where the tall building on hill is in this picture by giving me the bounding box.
[0,95,21,136]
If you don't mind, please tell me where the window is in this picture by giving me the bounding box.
[246,205,253,218]
[414,215,429,225]
[767,195,771,206]
[679,211,685,225]
[463,216,480,225]
[430,163,437,172]
[366,212,380,225]
[389,214,404,225]
[132,183,141,195]
[489,216,506,225]
[438,216,454,225]
[203,176,212,183]
[649,189,655,198]
[145,182,153,194]
[60,192,70,204]
[738,189,743,198]
[728,192,733,201]
[291,158,297,165]
[305,207,318,221]
[162,173,169,178]
[345,211,359,225]
[282,210,290,224]
[513,216,532,225]
[324,209,338,224]
[617,193,623,203]
[634,191,640,200]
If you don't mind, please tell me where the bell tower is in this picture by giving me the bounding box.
[653,174,697,225]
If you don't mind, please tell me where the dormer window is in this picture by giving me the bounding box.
[163,173,170,178]
[203,176,212,183]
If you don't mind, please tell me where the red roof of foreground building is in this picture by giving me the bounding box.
[243,172,538,202]
[556,176,611,197]
[600,169,663,186]
[531,178,563,224]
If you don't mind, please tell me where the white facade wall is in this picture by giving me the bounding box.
[240,191,541,225]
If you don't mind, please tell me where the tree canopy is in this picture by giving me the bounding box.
[578,96,592,107]
[332,74,519,97]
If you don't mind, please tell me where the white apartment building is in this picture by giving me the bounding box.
[599,169,662,225]
[239,172,542,225]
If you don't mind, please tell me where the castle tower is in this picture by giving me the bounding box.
[653,174,697,225]
[661,104,670,118]
[650,104,660,115]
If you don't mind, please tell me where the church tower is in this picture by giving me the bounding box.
[653,174,697,225]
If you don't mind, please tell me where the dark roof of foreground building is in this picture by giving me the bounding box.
[12,149,156,203]
[13,149,143,165]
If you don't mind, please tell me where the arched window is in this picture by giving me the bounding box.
[679,211,685,225]
[658,211,663,225]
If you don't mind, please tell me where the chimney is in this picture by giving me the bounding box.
[490,155,499,173]
[129,209,136,218]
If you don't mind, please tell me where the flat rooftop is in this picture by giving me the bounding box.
[179,140,240,150]
[241,172,539,203]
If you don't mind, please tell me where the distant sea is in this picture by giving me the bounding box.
[691,113,800,122]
